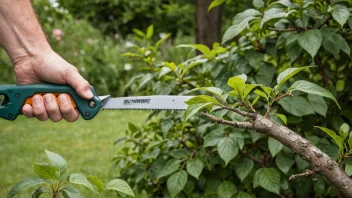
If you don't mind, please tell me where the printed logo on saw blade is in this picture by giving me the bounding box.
[123,99,151,105]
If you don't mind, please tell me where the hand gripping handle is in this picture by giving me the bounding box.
[0,84,102,121]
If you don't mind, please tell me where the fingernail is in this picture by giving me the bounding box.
[59,94,69,105]
[45,95,54,105]
[85,89,93,98]
[33,95,41,105]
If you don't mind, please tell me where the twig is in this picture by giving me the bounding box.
[200,113,253,129]
[240,149,265,166]
[315,55,329,87]
[269,27,296,32]
[265,93,293,117]
[289,169,316,181]
[220,105,256,118]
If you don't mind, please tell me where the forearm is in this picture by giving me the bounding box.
[0,0,51,65]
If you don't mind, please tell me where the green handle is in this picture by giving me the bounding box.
[0,84,102,121]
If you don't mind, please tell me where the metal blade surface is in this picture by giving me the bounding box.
[100,95,193,110]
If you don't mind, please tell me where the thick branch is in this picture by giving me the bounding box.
[202,112,352,197]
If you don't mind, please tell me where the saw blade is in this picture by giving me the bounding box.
[99,95,193,111]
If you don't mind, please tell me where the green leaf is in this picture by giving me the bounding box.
[146,24,154,40]
[185,95,220,105]
[158,159,181,179]
[177,44,210,56]
[204,129,225,147]
[222,9,262,43]
[260,8,295,28]
[275,113,287,125]
[322,30,341,58]
[275,152,294,174]
[237,191,252,198]
[228,75,246,99]
[315,126,344,149]
[332,4,350,26]
[105,179,135,197]
[286,42,302,63]
[253,0,264,8]
[217,136,238,166]
[33,163,56,180]
[132,29,145,38]
[7,178,45,198]
[45,149,67,176]
[216,181,237,198]
[340,123,350,140]
[257,168,280,195]
[208,0,225,11]
[298,29,323,57]
[186,158,204,179]
[336,80,345,92]
[277,96,315,116]
[32,186,45,198]
[308,94,328,117]
[167,170,188,198]
[188,87,227,104]
[345,163,352,176]
[268,137,283,157]
[275,66,312,92]
[290,80,340,109]
[183,180,195,197]
[337,33,351,56]
[68,173,95,193]
[62,186,83,198]
[222,23,247,44]
[160,119,174,138]
[87,175,104,193]
[184,103,214,122]
[235,158,254,181]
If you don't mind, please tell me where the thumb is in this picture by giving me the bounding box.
[65,68,93,99]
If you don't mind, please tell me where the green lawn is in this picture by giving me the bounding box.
[0,110,148,198]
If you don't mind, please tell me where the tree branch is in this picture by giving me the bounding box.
[201,112,352,197]
[315,54,329,87]
[289,169,316,181]
[240,149,265,166]
[220,105,256,118]
[200,113,253,129]
[269,27,296,32]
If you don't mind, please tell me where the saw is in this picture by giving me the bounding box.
[0,84,193,120]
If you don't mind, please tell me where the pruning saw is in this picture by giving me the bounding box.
[0,84,193,120]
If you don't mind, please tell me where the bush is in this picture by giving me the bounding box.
[112,0,352,197]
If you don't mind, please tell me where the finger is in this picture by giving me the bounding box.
[65,68,93,99]
[22,104,34,118]
[58,94,79,122]
[43,94,62,122]
[32,95,49,121]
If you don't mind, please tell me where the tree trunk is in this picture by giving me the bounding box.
[195,0,222,51]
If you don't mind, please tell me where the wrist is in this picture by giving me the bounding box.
[12,44,52,67]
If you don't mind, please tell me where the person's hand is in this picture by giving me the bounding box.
[14,49,93,122]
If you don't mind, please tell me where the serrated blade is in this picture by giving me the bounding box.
[99,95,193,111]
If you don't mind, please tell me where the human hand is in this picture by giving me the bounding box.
[14,49,93,122]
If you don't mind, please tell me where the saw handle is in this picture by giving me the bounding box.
[0,84,102,121]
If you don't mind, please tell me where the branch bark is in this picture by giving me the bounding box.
[201,113,352,197]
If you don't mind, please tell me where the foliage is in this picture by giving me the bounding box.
[112,0,352,197]
[7,150,134,198]
[57,0,195,37]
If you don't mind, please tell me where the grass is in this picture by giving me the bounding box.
[0,110,148,198]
